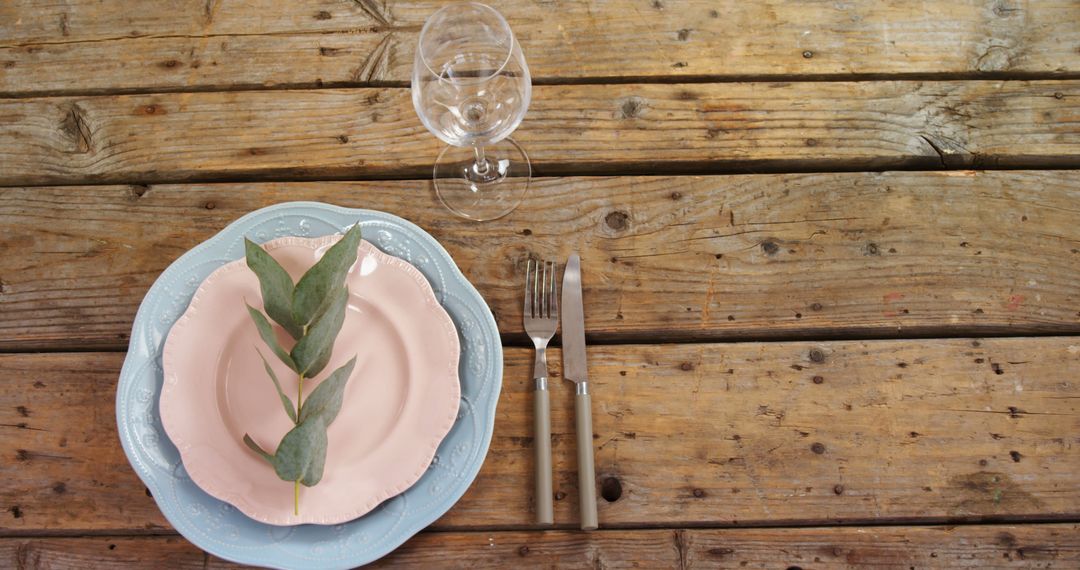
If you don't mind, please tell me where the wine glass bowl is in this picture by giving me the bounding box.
[412,2,532,221]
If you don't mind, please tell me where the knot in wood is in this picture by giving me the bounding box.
[605,210,630,231]
[617,96,647,119]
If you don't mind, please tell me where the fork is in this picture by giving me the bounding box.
[524,258,558,525]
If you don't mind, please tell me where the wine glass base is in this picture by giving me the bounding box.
[433,138,530,221]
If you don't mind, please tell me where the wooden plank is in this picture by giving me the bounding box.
[2,1,1079,95]
[4,525,1080,569]
[0,536,207,568]
[2,338,1077,532]
[2,172,1079,350]
[1,81,1077,186]
[681,525,1080,569]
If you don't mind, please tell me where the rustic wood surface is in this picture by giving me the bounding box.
[4,524,1080,568]
[1,80,1078,186]
[2,1,1079,95]
[3,339,1077,533]
[2,0,1079,567]
[2,171,1078,351]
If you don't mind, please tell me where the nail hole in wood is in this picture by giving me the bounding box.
[601,477,622,502]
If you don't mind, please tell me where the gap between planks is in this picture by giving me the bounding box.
[4,516,1080,540]
[4,163,1080,191]
[3,330,1080,356]
[4,71,1080,100]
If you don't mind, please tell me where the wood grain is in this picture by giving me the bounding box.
[3,525,1080,569]
[1,81,1077,186]
[2,171,1078,350]
[2,338,1077,533]
[2,1,1079,95]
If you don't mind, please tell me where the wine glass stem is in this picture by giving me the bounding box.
[473,145,490,175]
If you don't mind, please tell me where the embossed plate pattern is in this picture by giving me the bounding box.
[116,202,502,569]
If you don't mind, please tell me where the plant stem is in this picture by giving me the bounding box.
[296,373,305,419]
[294,372,305,516]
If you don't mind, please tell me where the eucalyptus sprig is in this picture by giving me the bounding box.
[240,224,362,515]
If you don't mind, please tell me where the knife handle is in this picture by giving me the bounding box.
[534,378,553,525]
[575,386,598,530]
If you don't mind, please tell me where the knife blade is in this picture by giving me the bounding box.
[561,253,588,383]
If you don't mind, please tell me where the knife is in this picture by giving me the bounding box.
[561,253,598,530]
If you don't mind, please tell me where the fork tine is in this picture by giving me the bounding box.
[533,258,540,319]
[541,260,549,318]
[524,258,534,319]
[549,261,558,319]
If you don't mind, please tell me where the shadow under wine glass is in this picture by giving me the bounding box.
[411,2,532,221]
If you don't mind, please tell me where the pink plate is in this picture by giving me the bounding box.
[160,235,460,526]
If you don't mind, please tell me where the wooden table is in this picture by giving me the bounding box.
[2,1,1079,567]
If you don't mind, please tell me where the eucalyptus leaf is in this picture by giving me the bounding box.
[300,429,327,488]
[245,238,303,339]
[290,286,348,377]
[243,434,274,464]
[292,224,362,329]
[258,349,297,423]
[298,356,357,425]
[247,304,299,372]
[271,415,328,486]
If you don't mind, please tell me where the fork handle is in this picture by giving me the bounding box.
[534,377,553,524]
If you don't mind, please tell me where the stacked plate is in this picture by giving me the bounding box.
[116,202,502,569]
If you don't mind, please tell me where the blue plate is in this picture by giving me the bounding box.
[116,202,502,569]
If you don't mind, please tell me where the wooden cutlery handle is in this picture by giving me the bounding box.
[575,390,598,530]
[534,381,553,524]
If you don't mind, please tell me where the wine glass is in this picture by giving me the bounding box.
[412,2,532,221]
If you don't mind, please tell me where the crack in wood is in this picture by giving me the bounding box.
[918,133,975,168]
[975,44,1013,73]
[673,529,689,569]
[1,29,387,49]
[352,32,393,83]
[741,216,865,226]
[59,103,92,154]
[0,423,49,431]
[202,0,218,26]
[919,134,950,167]
[15,542,30,568]
[351,0,390,27]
